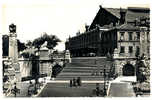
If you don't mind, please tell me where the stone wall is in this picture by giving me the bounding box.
[39,61,52,76]
[114,57,136,76]
[18,58,52,78]
[19,59,32,77]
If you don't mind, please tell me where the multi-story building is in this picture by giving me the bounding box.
[65,6,150,58]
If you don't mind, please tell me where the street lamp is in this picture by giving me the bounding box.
[103,67,107,96]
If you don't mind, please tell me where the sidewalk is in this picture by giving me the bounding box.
[112,76,137,83]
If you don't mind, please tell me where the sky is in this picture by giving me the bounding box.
[0,0,150,51]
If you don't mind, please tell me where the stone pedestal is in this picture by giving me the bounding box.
[65,50,71,63]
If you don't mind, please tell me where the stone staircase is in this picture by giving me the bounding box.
[55,57,113,81]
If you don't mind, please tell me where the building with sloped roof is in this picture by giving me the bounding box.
[66,6,150,58]
[65,6,150,78]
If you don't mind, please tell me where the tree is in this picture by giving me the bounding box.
[32,33,61,50]
[17,40,27,52]
[2,35,27,56]
[46,35,61,49]
[2,35,9,56]
[26,40,33,48]
[136,54,150,83]
[32,37,45,51]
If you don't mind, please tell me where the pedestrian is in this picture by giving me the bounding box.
[96,86,100,96]
[73,78,76,87]
[96,83,100,96]
[70,79,73,87]
[77,77,81,86]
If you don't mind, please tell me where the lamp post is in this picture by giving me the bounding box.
[103,66,107,96]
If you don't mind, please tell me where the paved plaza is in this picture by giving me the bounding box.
[38,78,136,97]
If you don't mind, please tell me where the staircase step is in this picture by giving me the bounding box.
[58,72,92,76]
[63,67,98,69]
[55,77,109,81]
[62,70,94,73]
[56,75,105,78]
[56,57,113,81]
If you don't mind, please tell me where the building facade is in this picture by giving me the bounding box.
[65,6,150,58]
[65,6,150,77]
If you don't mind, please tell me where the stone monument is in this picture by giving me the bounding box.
[9,23,18,62]
[8,23,21,96]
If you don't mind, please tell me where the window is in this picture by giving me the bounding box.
[128,32,133,40]
[120,32,125,41]
[135,46,140,56]
[147,46,149,54]
[136,32,140,40]
[147,32,149,42]
[129,46,133,53]
[120,46,125,53]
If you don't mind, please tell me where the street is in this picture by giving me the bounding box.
[38,83,105,97]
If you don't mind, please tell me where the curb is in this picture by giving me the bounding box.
[32,83,47,97]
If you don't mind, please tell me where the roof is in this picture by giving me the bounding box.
[89,7,120,30]
[104,8,122,19]
[126,7,150,22]
[116,24,140,31]
[85,6,149,32]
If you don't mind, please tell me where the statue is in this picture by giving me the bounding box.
[9,23,16,33]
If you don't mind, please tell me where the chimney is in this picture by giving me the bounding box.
[120,8,126,24]
[99,5,102,9]
[85,24,89,32]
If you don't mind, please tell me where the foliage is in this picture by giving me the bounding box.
[2,35,9,56]
[32,37,45,50]
[2,35,27,56]
[135,55,150,83]
[3,75,9,83]
[52,64,63,77]
[26,40,33,48]
[32,33,61,50]
[21,52,36,59]
[53,50,59,54]
[17,40,27,52]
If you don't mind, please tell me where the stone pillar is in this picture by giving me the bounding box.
[8,24,21,96]
[9,24,21,82]
[65,50,71,63]
[140,27,148,56]
[113,48,119,75]
[9,33,18,62]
